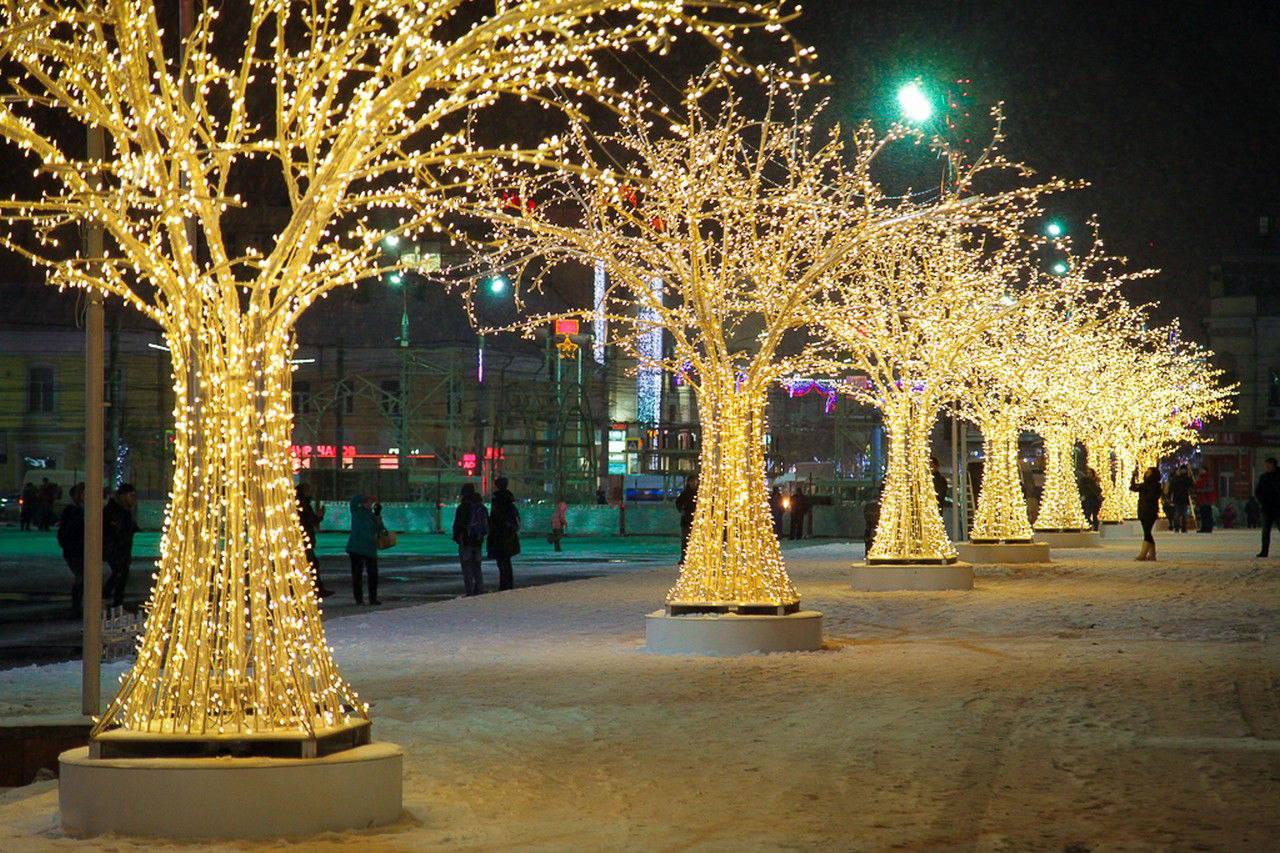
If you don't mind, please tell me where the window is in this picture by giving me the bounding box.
[292,380,312,414]
[336,380,355,414]
[26,366,54,413]
[380,380,401,417]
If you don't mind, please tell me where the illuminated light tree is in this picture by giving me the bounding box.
[463,79,1061,606]
[820,219,1074,563]
[0,0,798,737]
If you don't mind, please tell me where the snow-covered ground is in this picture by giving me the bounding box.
[2,530,1277,850]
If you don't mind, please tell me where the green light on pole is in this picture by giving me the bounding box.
[488,275,508,295]
[1052,260,1069,275]
[383,234,401,250]
[387,272,403,286]
[896,81,934,123]
[1045,221,1064,238]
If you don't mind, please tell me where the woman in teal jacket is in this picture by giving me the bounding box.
[347,494,382,604]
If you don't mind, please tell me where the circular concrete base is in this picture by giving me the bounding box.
[59,742,402,840]
[1100,520,1141,538]
[1033,530,1103,549]
[644,610,823,656]
[955,541,1051,564]
[850,562,974,591]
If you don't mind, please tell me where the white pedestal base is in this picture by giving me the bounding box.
[59,742,403,840]
[850,562,974,591]
[1100,520,1141,538]
[644,610,823,656]
[1033,530,1103,548]
[955,541,1051,564]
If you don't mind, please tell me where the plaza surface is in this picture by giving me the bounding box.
[0,529,1277,850]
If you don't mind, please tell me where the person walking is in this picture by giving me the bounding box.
[453,483,488,595]
[346,493,382,605]
[57,482,86,615]
[675,475,698,560]
[550,497,568,552]
[1254,457,1280,557]
[1245,495,1262,528]
[1194,467,1217,533]
[296,483,333,597]
[1168,466,1194,533]
[19,481,37,531]
[102,483,138,607]
[1079,467,1104,531]
[1129,467,1163,561]
[488,477,521,591]
[38,477,60,531]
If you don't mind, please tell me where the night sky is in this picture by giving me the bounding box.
[2,2,1275,340]
[791,0,1279,334]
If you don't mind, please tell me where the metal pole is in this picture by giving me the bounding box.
[82,125,105,716]
[950,416,960,542]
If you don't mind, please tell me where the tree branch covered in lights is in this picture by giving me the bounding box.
[950,240,1151,543]
[0,0,801,735]
[462,76,1069,603]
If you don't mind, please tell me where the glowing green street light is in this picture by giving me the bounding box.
[1044,221,1064,238]
[387,272,403,286]
[1051,260,1069,275]
[383,234,401,250]
[896,81,934,123]
[487,274,508,295]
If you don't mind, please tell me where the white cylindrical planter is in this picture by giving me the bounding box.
[60,742,403,840]
[1100,520,1141,538]
[955,542,1051,564]
[645,610,823,656]
[1033,530,1103,548]
[850,562,974,591]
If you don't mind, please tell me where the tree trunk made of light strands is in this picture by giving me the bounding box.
[970,415,1034,543]
[1108,446,1140,520]
[868,396,957,564]
[95,318,363,737]
[1090,442,1125,524]
[1033,427,1089,532]
[667,376,799,610]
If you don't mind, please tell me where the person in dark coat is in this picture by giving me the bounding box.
[453,483,487,595]
[930,457,951,515]
[1254,457,1280,557]
[102,483,138,607]
[1079,467,1104,531]
[1129,467,1163,561]
[1245,495,1262,529]
[19,481,37,531]
[296,482,332,597]
[346,493,382,604]
[57,482,86,615]
[675,475,698,560]
[768,487,785,537]
[487,477,521,591]
[38,477,60,531]
[1194,467,1216,533]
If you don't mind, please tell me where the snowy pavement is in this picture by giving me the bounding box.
[1,530,1277,850]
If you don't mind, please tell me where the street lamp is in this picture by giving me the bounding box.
[382,234,401,250]
[1044,221,1064,238]
[897,81,934,123]
[1052,260,1069,275]
[387,272,403,286]
[487,274,508,295]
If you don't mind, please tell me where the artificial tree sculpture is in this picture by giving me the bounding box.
[0,0,797,736]
[465,78,1059,607]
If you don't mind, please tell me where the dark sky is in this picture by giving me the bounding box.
[790,0,1280,334]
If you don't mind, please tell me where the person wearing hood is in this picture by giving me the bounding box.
[487,478,521,590]
[346,493,383,605]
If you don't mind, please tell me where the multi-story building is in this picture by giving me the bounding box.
[1202,215,1280,501]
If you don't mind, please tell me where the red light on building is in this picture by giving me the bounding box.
[554,318,579,336]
